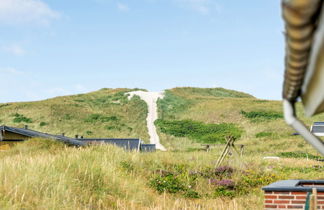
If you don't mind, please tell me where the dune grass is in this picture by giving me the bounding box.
[0,88,149,141]
[0,139,323,209]
[0,87,324,209]
[157,87,324,156]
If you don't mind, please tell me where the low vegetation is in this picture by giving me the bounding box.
[12,113,33,124]
[155,119,242,144]
[240,110,283,122]
[84,114,119,123]
[157,90,193,119]
[165,87,254,99]
[1,87,324,209]
[0,139,322,209]
[0,88,149,141]
[255,131,279,139]
[277,152,323,161]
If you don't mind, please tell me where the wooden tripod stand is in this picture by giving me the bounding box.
[215,136,244,167]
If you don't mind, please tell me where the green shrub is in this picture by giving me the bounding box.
[236,169,280,195]
[149,174,186,194]
[39,122,48,127]
[155,119,242,143]
[213,187,235,198]
[12,113,33,123]
[86,130,93,135]
[184,190,200,198]
[240,110,283,122]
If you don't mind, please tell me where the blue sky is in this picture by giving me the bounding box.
[0,0,284,102]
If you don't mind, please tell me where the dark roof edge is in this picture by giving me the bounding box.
[262,180,324,192]
[1,125,86,146]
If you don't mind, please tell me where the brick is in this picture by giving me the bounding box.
[318,196,324,200]
[296,196,306,199]
[287,205,303,209]
[291,192,307,195]
[318,201,324,204]
[291,200,305,204]
[274,200,290,204]
[265,200,273,204]
[318,192,324,195]
[265,195,278,199]
[279,196,294,199]
[274,192,290,194]
[278,205,286,208]
[265,205,277,208]
[265,191,273,194]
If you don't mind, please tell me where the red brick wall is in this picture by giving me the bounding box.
[264,191,324,209]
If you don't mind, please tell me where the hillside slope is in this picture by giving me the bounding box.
[0,88,149,141]
[157,87,324,155]
[0,87,323,209]
[1,86,324,156]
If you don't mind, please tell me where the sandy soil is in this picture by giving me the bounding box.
[128,91,167,151]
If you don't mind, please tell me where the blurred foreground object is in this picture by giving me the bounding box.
[282,0,324,155]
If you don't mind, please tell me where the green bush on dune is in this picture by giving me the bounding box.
[39,122,48,127]
[155,119,242,143]
[240,110,283,122]
[12,113,33,123]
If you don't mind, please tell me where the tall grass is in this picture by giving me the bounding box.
[0,139,323,209]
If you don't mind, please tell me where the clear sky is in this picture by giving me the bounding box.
[0,0,284,102]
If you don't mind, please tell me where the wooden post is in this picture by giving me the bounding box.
[206,144,210,152]
[216,136,234,167]
[215,136,246,168]
[310,188,318,210]
[240,145,244,157]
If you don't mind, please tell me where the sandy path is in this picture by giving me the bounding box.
[128,91,167,151]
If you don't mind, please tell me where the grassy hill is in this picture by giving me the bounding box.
[0,88,149,141]
[0,87,323,209]
[157,87,324,155]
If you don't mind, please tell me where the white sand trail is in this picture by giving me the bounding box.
[128,91,166,151]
